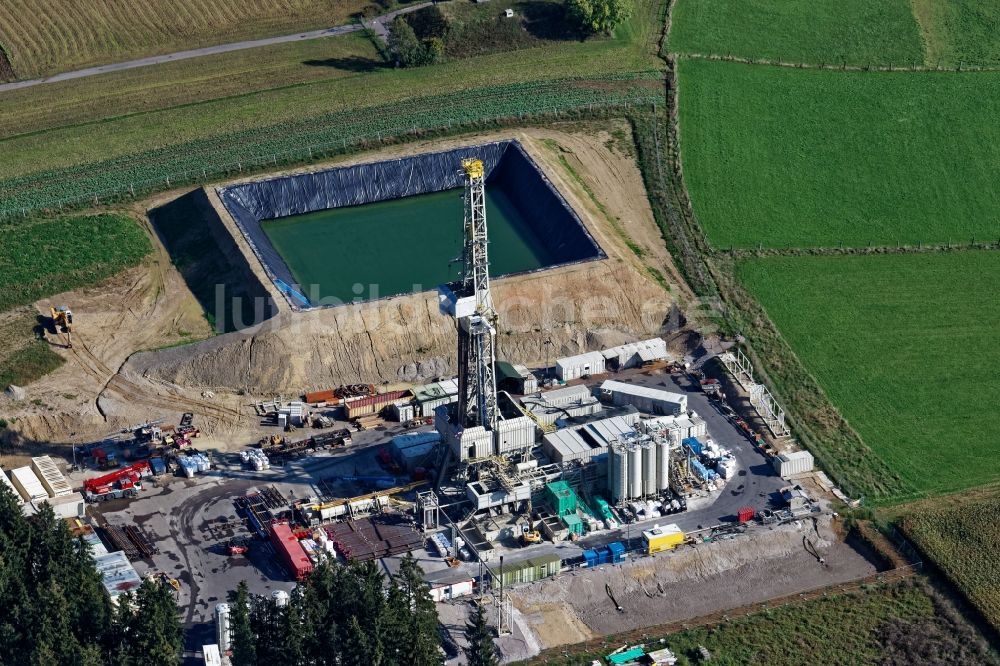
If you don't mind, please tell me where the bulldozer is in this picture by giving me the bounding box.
[50,306,73,348]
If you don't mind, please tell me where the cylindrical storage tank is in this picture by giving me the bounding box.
[608,445,628,504]
[215,603,232,652]
[272,590,290,607]
[641,442,656,497]
[628,445,642,501]
[656,439,670,491]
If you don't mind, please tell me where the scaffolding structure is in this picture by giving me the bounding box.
[720,349,790,438]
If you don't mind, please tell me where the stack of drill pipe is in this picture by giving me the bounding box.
[103,525,139,559]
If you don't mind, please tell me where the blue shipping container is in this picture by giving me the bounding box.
[607,541,626,563]
[682,437,703,455]
[596,548,610,565]
[582,549,599,568]
[149,458,166,475]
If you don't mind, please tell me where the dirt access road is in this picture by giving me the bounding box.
[0,3,431,93]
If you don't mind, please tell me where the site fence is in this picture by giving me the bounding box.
[0,74,662,220]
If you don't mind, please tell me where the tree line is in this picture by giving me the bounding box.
[0,484,183,665]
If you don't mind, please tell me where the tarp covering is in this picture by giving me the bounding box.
[217,140,603,310]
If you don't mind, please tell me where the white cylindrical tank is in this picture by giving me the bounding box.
[215,603,232,653]
[641,441,656,497]
[656,438,670,491]
[628,444,642,500]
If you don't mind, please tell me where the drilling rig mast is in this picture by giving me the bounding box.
[455,158,499,434]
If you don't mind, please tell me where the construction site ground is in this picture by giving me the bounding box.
[495,513,884,662]
[0,121,685,462]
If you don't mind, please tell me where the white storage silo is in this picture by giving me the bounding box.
[641,440,656,497]
[656,437,671,492]
[608,443,629,503]
[627,443,642,500]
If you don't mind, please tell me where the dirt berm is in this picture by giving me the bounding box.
[128,126,688,396]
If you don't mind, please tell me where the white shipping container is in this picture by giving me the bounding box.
[774,450,814,477]
[0,467,20,500]
[11,466,47,502]
[31,456,73,497]
[555,351,606,381]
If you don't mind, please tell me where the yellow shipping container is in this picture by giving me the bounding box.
[643,523,684,555]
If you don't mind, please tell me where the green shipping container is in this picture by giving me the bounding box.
[492,554,562,587]
[562,513,584,535]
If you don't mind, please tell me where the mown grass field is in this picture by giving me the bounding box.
[737,251,1000,499]
[0,0,662,184]
[678,59,1000,249]
[0,33,383,140]
[531,579,997,666]
[0,214,151,312]
[0,310,64,390]
[0,0,377,79]
[911,0,1000,67]
[901,492,1000,632]
[670,0,923,66]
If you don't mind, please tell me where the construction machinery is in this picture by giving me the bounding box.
[519,525,541,546]
[83,461,151,502]
[50,306,73,348]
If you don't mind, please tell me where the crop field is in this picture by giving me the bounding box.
[670,0,923,66]
[0,33,382,139]
[677,59,1000,249]
[0,74,660,217]
[0,0,375,79]
[0,214,151,312]
[737,251,1000,500]
[0,0,661,188]
[901,492,1000,631]
[911,0,1000,67]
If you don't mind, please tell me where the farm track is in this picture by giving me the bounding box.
[70,335,242,423]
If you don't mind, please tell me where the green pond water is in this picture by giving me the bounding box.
[261,187,556,304]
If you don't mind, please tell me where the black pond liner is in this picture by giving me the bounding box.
[217,140,605,310]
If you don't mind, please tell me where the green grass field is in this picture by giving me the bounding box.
[0,0,661,184]
[0,214,151,312]
[670,0,923,66]
[531,579,997,666]
[902,492,1000,631]
[678,59,1000,249]
[0,0,377,79]
[911,0,1000,67]
[737,251,1000,499]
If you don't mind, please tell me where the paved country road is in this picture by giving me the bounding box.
[0,3,431,94]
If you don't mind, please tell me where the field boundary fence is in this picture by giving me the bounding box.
[0,94,659,221]
[673,51,1000,73]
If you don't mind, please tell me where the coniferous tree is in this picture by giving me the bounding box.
[393,554,443,666]
[123,579,183,665]
[465,601,500,666]
[230,581,257,666]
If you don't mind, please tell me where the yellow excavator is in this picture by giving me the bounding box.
[50,306,73,348]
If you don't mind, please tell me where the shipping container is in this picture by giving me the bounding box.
[643,523,685,555]
[544,481,577,516]
[773,450,814,477]
[737,506,755,523]
[582,549,599,567]
[491,554,561,587]
[10,466,48,502]
[0,467,19,500]
[345,390,411,418]
[269,521,314,581]
[555,351,606,381]
[31,456,73,497]
[606,541,626,563]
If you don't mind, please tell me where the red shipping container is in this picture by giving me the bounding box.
[269,521,314,581]
[737,506,755,523]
